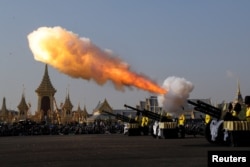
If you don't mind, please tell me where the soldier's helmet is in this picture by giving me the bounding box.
[245,96,250,105]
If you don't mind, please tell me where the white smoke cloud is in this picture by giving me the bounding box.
[157,76,194,117]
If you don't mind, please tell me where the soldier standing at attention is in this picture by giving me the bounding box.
[232,102,241,120]
[205,114,211,124]
[178,114,185,138]
[228,102,233,113]
[178,114,185,126]
[245,96,250,122]
[141,116,149,127]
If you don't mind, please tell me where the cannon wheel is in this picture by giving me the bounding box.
[205,122,212,143]
[127,128,134,136]
[205,121,226,145]
[204,122,215,144]
[215,123,225,145]
[140,126,149,136]
[153,125,160,138]
[228,131,239,147]
[179,126,185,138]
[151,126,156,138]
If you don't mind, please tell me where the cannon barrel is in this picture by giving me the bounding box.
[102,110,117,117]
[102,110,137,123]
[197,100,221,112]
[124,104,172,122]
[187,100,221,119]
[124,104,139,111]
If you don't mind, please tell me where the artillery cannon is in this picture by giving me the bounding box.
[124,104,181,139]
[102,110,141,136]
[124,104,172,122]
[102,110,137,123]
[188,100,250,146]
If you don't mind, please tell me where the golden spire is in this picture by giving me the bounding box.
[235,79,243,103]
[62,87,73,110]
[35,64,56,95]
[0,97,7,114]
[17,86,29,111]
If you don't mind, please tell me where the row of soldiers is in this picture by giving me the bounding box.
[176,96,250,137]
[246,96,250,121]
[129,96,250,137]
[204,96,250,124]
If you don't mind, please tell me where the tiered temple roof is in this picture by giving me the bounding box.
[35,64,56,95]
[62,93,73,110]
[17,93,29,111]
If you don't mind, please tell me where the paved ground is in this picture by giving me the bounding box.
[0,134,249,167]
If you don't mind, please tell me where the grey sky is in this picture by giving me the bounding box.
[0,0,249,113]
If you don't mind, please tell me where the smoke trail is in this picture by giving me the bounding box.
[27,26,166,94]
[158,76,194,116]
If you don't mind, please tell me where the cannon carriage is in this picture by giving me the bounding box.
[124,104,183,139]
[102,110,141,136]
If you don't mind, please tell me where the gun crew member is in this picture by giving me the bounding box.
[141,116,149,127]
[245,96,250,122]
[231,102,241,120]
[178,114,185,126]
[205,114,211,124]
